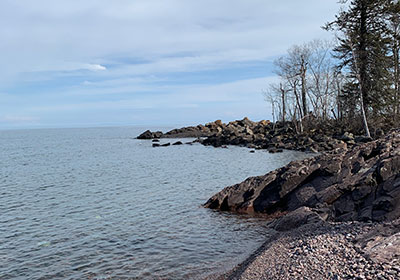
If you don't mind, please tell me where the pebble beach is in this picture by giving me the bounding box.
[209,219,400,280]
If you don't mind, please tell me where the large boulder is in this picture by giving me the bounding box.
[137,130,163,139]
[270,206,326,231]
[204,129,400,223]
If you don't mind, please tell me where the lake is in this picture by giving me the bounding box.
[0,127,310,279]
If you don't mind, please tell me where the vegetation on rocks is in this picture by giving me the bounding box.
[267,0,400,137]
[139,2,400,278]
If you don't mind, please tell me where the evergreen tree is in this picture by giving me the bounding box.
[386,0,400,115]
[325,0,392,136]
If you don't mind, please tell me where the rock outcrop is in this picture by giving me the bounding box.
[137,118,375,152]
[137,130,164,139]
[137,121,226,139]
[204,129,400,223]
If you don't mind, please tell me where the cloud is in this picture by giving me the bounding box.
[0,0,345,128]
[0,0,340,79]
[25,76,276,112]
[84,64,106,71]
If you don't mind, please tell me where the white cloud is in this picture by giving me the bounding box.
[0,0,345,128]
[0,0,341,80]
[84,64,106,71]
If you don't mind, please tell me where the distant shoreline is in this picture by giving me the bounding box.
[137,117,377,154]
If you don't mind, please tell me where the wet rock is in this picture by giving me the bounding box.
[172,141,183,145]
[268,148,283,153]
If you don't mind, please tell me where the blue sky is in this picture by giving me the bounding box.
[0,0,341,129]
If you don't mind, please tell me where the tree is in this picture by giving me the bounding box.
[325,0,392,137]
[266,40,339,133]
[387,0,400,115]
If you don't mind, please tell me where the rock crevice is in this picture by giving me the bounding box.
[204,129,400,223]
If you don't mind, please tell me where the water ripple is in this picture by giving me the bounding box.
[0,127,311,279]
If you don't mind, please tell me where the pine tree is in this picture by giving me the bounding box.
[325,0,392,136]
[386,0,400,115]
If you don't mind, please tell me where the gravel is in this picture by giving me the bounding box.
[207,220,400,280]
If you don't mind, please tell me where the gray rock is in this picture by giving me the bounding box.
[205,129,400,223]
[271,207,324,231]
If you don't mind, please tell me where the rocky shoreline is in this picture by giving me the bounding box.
[203,128,400,279]
[204,128,400,222]
[139,119,399,279]
[138,118,378,153]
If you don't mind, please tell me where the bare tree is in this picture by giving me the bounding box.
[268,40,339,132]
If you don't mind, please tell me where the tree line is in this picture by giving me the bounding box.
[266,0,400,137]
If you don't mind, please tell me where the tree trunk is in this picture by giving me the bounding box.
[347,7,371,138]
[300,57,307,118]
[394,41,399,115]
[280,83,286,124]
[359,81,371,137]
[336,78,342,121]
[357,3,371,137]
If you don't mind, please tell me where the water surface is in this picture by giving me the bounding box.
[0,127,310,279]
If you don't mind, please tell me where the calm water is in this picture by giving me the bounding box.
[0,127,310,280]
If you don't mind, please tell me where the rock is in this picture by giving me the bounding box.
[259,120,270,126]
[204,129,400,223]
[271,207,325,231]
[139,118,369,153]
[375,128,385,137]
[172,141,183,145]
[153,131,163,139]
[306,146,319,153]
[152,139,160,143]
[215,119,223,126]
[355,220,400,263]
[138,130,163,139]
[161,143,171,147]
[138,130,156,139]
[355,136,373,143]
[268,148,283,153]
[152,143,160,147]
[340,132,355,142]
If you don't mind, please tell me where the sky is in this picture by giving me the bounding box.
[0,0,342,129]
